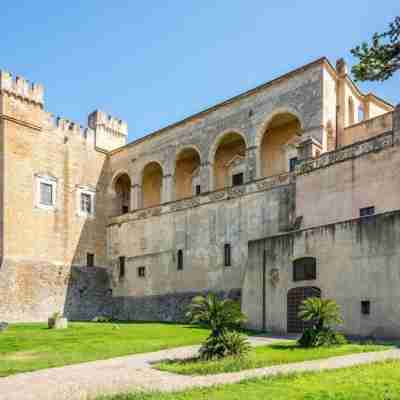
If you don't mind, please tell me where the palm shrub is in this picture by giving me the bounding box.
[186,293,249,360]
[297,297,346,347]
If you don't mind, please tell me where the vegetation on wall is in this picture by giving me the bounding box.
[351,16,400,81]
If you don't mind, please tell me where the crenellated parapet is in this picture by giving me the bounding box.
[53,116,95,144]
[0,70,44,106]
[88,110,128,151]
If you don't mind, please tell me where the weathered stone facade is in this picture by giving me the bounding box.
[1,58,399,337]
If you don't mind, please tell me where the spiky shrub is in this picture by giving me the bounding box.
[186,293,249,360]
[297,297,346,347]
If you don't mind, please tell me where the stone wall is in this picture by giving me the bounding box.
[0,260,112,322]
[244,210,400,339]
[112,289,241,322]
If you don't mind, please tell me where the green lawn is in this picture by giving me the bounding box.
[99,360,400,400]
[0,322,209,377]
[155,341,391,375]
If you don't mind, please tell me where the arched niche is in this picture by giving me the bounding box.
[142,161,163,208]
[175,147,201,200]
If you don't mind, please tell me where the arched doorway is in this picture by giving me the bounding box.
[142,162,163,208]
[287,286,321,333]
[260,113,301,178]
[114,173,131,215]
[213,132,246,190]
[175,147,201,200]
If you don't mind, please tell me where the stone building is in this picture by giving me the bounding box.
[0,57,399,338]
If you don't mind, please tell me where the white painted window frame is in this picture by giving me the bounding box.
[35,174,57,210]
[76,185,96,218]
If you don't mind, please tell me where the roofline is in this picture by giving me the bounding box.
[110,56,332,155]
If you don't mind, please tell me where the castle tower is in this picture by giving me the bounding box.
[88,110,128,152]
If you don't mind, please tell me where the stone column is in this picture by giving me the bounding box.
[130,184,141,211]
[201,162,212,193]
[246,146,257,182]
[162,174,173,204]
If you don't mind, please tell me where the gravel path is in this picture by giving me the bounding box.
[0,336,399,400]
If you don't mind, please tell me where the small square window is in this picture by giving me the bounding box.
[81,193,92,214]
[224,243,231,267]
[137,266,146,278]
[119,256,126,279]
[232,173,244,186]
[195,185,201,196]
[361,301,370,315]
[87,253,94,267]
[122,205,129,214]
[289,157,298,172]
[360,207,375,218]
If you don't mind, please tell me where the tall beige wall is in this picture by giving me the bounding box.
[244,211,400,338]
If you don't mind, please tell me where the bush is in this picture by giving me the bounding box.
[298,298,346,348]
[186,293,249,360]
[199,331,250,360]
[298,327,347,348]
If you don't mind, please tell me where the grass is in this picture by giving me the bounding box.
[98,360,400,399]
[0,322,209,377]
[155,341,391,375]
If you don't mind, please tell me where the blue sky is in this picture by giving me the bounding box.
[1,1,399,141]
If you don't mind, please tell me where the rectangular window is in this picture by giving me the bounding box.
[87,253,94,267]
[195,185,201,196]
[361,300,370,315]
[137,266,146,278]
[224,243,231,267]
[177,250,183,270]
[119,256,126,279]
[293,257,316,281]
[40,182,53,206]
[122,205,129,214]
[360,206,375,217]
[289,157,298,172]
[232,173,244,186]
[81,193,92,214]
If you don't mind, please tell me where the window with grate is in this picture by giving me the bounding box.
[137,266,146,278]
[195,185,201,196]
[81,193,92,214]
[293,257,316,281]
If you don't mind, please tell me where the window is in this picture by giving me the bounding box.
[360,206,375,217]
[293,257,316,281]
[87,253,94,267]
[119,256,126,279]
[195,185,201,196]
[361,300,370,315]
[122,205,129,214]
[289,157,298,172]
[81,193,92,214]
[232,173,244,186]
[40,182,53,205]
[36,174,57,209]
[224,243,231,267]
[137,266,146,278]
[77,186,95,217]
[177,249,183,270]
